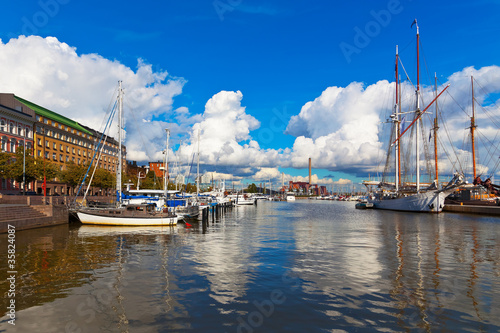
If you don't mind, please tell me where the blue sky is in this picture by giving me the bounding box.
[1,0,500,187]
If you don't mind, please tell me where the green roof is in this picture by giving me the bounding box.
[15,96,93,136]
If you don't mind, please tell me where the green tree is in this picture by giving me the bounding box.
[93,168,115,191]
[60,162,87,188]
[246,183,258,193]
[0,151,12,180]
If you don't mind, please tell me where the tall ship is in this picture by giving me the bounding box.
[366,21,463,213]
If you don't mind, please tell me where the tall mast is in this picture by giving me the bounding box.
[164,128,170,197]
[398,75,402,187]
[196,129,200,198]
[414,19,421,192]
[116,81,123,205]
[434,73,439,187]
[471,75,477,180]
[394,45,400,192]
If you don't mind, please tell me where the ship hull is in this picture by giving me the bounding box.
[369,191,446,213]
[77,210,178,226]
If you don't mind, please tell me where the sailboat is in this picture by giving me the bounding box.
[445,76,500,206]
[76,81,178,226]
[367,21,464,213]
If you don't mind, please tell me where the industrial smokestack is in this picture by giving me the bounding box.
[309,157,312,185]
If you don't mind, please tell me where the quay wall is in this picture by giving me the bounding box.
[443,204,500,216]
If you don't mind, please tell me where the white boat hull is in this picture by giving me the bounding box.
[77,211,178,226]
[369,190,446,213]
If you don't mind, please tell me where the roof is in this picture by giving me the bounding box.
[14,96,93,136]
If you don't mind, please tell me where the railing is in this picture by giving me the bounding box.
[0,195,115,206]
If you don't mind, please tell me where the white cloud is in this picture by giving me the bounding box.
[2,35,500,180]
[0,35,189,161]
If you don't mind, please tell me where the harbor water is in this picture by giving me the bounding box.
[1,200,500,332]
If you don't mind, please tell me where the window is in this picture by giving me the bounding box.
[38,150,42,157]
[53,142,57,149]
[66,146,69,153]
[59,154,63,162]
[10,139,16,152]
[36,125,42,133]
[72,147,75,154]
[36,115,41,122]
[53,153,56,160]
[72,157,75,162]
[45,141,49,148]
[66,156,69,162]
[78,158,80,165]
[1,138,6,152]
[45,151,49,159]
[17,125,22,136]
[37,138,42,146]
[25,127,31,138]
[59,124,62,129]
[60,144,63,151]
[0,120,4,132]
[44,118,49,124]
[78,149,80,155]
[53,122,57,128]
[10,123,15,134]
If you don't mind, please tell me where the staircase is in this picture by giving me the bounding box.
[0,205,49,223]
[0,204,67,233]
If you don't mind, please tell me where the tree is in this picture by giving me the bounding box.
[246,183,258,193]
[7,147,38,184]
[0,151,12,180]
[93,168,115,191]
[59,162,87,188]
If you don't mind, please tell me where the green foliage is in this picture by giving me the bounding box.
[93,168,115,190]
[60,162,86,187]
[246,183,258,193]
[2,147,59,183]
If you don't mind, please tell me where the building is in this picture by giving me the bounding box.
[149,161,164,179]
[1,93,126,196]
[0,94,35,193]
[288,181,319,196]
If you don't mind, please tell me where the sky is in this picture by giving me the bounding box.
[1,0,500,190]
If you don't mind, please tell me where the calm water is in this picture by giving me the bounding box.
[1,200,500,333]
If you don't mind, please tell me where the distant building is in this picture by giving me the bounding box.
[149,161,166,179]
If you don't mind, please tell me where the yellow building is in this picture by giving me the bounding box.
[9,95,126,196]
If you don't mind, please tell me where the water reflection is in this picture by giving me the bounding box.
[0,201,499,332]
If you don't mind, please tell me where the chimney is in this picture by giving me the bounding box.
[309,157,312,185]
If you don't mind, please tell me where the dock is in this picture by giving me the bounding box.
[444,204,500,216]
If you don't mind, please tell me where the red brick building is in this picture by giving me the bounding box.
[0,95,35,193]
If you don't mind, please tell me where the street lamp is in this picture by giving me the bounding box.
[22,136,25,195]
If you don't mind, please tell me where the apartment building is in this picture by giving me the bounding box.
[0,94,35,193]
[0,93,126,195]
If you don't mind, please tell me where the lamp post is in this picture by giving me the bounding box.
[22,136,25,195]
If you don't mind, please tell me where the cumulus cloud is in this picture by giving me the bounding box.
[0,35,191,161]
[2,35,500,180]
[176,90,283,173]
[285,81,390,173]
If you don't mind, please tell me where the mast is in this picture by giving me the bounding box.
[471,75,477,180]
[398,75,402,187]
[394,45,400,192]
[434,73,439,187]
[196,129,200,198]
[163,128,170,197]
[116,81,123,205]
[414,19,421,192]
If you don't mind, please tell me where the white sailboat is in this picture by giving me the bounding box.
[367,21,463,213]
[77,81,178,225]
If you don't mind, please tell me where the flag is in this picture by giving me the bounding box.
[401,116,407,132]
[42,176,46,197]
[411,19,417,28]
[429,131,432,142]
